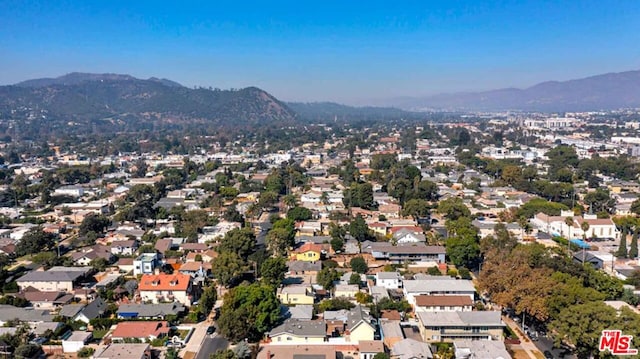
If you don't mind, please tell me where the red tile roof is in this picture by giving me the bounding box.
[295,242,323,254]
[111,321,169,339]
[414,295,473,307]
[138,273,191,291]
[389,226,423,234]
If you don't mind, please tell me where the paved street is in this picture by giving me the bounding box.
[533,336,577,359]
[195,334,229,359]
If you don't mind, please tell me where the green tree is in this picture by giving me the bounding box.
[349,215,370,242]
[287,206,313,221]
[14,343,43,359]
[223,206,244,223]
[373,353,389,359]
[515,198,568,218]
[211,252,246,287]
[631,198,640,216]
[350,256,368,274]
[446,234,480,269]
[549,302,618,358]
[415,180,439,201]
[349,273,361,285]
[77,347,95,358]
[617,235,629,258]
[90,257,109,272]
[261,257,287,287]
[317,267,340,290]
[330,237,344,253]
[217,283,281,342]
[79,214,111,235]
[317,297,355,312]
[266,227,294,256]
[402,199,430,220]
[217,228,256,261]
[15,228,56,256]
[437,197,470,220]
[198,285,218,317]
[630,233,638,259]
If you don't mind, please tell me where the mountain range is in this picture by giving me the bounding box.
[0,72,297,137]
[385,70,640,112]
[1,69,639,138]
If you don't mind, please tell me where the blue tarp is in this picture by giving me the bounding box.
[570,239,590,249]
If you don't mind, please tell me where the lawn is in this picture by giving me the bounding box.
[92,329,108,340]
[177,329,190,340]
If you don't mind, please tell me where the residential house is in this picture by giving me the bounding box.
[70,245,114,266]
[16,266,91,292]
[200,221,241,243]
[378,204,401,219]
[417,311,504,342]
[368,222,389,236]
[334,284,359,299]
[359,340,385,359]
[532,212,620,240]
[154,238,176,255]
[287,261,322,276]
[414,295,474,313]
[110,321,170,342]
[268,319,326,344]
[380,319,404,348]
[370,243,446,264]
[17,288,74,309]
[116,258,134,273]
[572,251,609,269]
[391,338,434,359]
[345,305,376,343]
[180,242,209,252]
[293,242,323,262]
[0,305,53,326]
[403,278,476,306]
[138,273,194,305]
[92,343,151,359]
[277,285,315,305]
[375,272,402,289]
[179,261,211,277]
[256,345,337,359]
[133,253,160,276]
[110,239,138,256]
[369,286,390,302]
[62,331,92,353]
[453,340,512,359]
[117,303,186,320]
[393,228,426,244]
[282,304,314,321]
[59,297,106,324]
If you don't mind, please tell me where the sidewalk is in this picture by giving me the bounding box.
[180,321,210,358]
[503,315,542,359]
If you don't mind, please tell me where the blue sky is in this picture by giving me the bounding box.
[1,0,639,103]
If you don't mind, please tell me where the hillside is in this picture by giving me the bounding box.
[390,70,640,111]
[0,73,297,137]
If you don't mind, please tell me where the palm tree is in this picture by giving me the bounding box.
[581,221,590,263]
[320,191,330,206]
[283,194,297,210]
[564,217,575,238]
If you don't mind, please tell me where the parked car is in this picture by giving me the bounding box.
[206,326,216,335]
[543,350,554,359]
